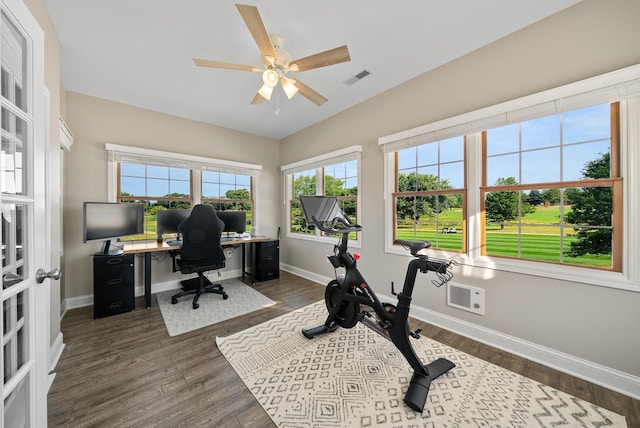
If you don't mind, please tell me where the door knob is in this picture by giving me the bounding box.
[36,268,62,284]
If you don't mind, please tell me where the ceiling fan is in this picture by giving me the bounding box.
[193,3,351,106]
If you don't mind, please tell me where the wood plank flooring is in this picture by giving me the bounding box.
[48,271,640,427]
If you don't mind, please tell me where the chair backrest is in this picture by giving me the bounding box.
[178,204,225,263]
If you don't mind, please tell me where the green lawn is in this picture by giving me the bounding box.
[396,205,612,268]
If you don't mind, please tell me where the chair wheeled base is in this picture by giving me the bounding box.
[171,272,228,309]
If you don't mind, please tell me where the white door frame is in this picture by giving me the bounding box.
[0,0,48,426]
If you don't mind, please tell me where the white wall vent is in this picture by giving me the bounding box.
[447,282,485,315]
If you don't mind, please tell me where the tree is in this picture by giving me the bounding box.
[485,177,536,230]
[149,205,166,216]
[293,174,316,198]
[396,172,459,221]
[564,153,612,256]
[527,189,543,206]
[542,188,561,205]
[222,188,252,211]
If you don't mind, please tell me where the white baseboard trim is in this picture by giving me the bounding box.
[48,373,56,392]
[280,263,330,286]
[376,290,640,400]
[133,269,243,297]
[61,265,640,399]
[48,332,64,393]
[62,269,244,311]
[49,332,64,372]
[280,264,640,399]
[60,298,68,320]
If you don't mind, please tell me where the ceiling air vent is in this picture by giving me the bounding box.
[343,70,371,86]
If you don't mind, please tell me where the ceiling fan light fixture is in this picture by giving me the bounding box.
[258,83,273,100]
[262,69,278,87]
[281,77,299,99]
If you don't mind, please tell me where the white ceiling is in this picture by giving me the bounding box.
[43,0,581,140]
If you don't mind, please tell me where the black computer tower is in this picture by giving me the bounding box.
[251,240,279,282]
[93,253,135,318]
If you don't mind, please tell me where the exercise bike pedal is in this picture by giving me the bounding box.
[410,328,423,339]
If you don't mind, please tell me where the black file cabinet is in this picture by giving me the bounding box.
[93,254,135,318]
[251,240,279,282]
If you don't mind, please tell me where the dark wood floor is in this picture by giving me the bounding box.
[49,271,640,427]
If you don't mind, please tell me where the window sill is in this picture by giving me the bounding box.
[385,245,638,292]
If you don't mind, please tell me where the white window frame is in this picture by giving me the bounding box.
[380,65,640,291]
[105,144,261,234]
[281,146,362,247]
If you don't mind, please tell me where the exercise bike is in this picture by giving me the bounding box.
[298,196,456,413]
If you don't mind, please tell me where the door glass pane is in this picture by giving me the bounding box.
[2,204,27,283]
[1,11,28,112]
[4,372,30,427]
[3,290,28,385]
[1,114,27,196]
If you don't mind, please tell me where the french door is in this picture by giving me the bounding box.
[1,0,48,427]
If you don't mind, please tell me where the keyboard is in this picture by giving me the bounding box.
[166,239,183,246]
[220,236,237,242]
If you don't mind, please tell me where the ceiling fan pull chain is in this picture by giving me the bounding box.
[275,89,280,115]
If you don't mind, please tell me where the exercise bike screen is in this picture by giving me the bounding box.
[299,196,343,224]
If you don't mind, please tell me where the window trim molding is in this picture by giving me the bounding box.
[280,145,362,174]
[282,146,362,247]
[379,64,640,151]
[380,66,640,292]
[105,143,262,175]
[106,144,261,237]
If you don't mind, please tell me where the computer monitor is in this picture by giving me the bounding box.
[156,208,191,240]
[217,210,246,236]
[83,202,144,255]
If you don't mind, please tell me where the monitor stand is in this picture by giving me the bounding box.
[96,239,123,256]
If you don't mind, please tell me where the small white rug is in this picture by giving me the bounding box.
[217,301,627,428]
[157,278,276,336]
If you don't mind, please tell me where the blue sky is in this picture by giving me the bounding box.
[398,103,611,189]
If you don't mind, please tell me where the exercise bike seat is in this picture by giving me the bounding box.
[394,239,431,256]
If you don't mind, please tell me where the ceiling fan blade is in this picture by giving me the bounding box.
[251,92,266,105]
[290,45,351,72]
[236,4,276,60]
[293,79,328,106]
[193,58,261,72]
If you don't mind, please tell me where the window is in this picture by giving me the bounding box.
[482,103,620,270]
[380,66,640,290]
[291,169,316,235]
[117,163,192,240]
[201,170,254,227]
[394,136,466,251]
[282,146,361,244]
[107,144,261,242]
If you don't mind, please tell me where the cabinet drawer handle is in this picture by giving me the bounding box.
[107,258,122,265]
[109,302,122,309]
[107,278,123,286]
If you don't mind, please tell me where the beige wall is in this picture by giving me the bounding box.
[24,0,63,350]
[280,0,640,377]
[63,92,280,301]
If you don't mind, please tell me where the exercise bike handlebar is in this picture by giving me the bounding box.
[310,215,362,235]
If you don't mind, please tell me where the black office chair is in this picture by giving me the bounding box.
[170,204,228,309]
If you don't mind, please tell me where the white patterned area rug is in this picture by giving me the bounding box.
[216,301,626,428]
[157,278,275,336]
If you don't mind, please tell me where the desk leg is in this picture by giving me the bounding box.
[241,243,246,279]
[145,252,151,308]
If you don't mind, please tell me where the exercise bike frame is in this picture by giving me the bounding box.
[299,199,455,413]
